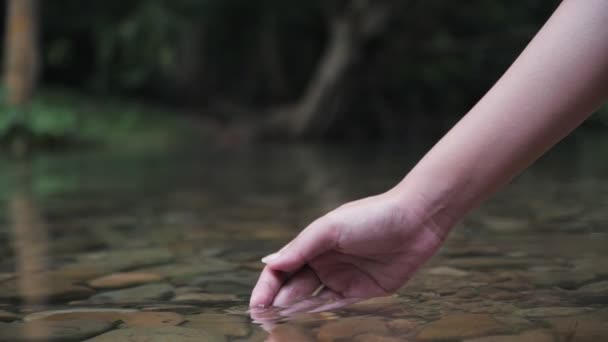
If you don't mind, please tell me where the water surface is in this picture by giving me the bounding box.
[0,137,607,341]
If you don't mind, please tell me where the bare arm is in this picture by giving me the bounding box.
[396,0,608,234]
[251,0,608,309]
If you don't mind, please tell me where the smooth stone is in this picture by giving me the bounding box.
[182,313,249,337]
[90,283,174,303]
[416,314,511,341]
[141,259,238,282]
[344,296,403,313]
[0,320,116,342]
[173,293,240,302]
[267,324,315,342]
[479,216,529,232]
[317,317,389,342]
[577,280,608,293]
[88,272,164,289]
[353,334,404,342]
[84,326,225,342]
[386,319,418,333]
[0,273,15,283]
[139,304,200,314]
[25,308,138,321]
[25,309,184,327]
[528,269,596,289]
[0,309,20,322]
[444,257,532,270]
[67,248,174,273]
[545,309,608,342]
[0,277,95,302]
[464,329,554,342]
[515,307,591,318]
[427,266,470,277]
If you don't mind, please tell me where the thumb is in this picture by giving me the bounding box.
[262,218,339,273]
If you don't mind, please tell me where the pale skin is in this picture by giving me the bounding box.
[250,0,608,309]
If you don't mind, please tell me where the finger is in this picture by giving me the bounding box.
[273,267,321,307]
[277,288,344,316]
[262,217,339,273]
[249,266,288,308]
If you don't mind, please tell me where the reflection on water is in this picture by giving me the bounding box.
[0,136,607,341]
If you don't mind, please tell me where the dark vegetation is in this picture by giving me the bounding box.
[1,0,606,152]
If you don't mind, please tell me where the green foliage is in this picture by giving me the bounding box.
[0,88,197,149]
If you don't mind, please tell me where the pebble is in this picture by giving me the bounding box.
[0,309,20,322]
[89,283,174,303]
[0,273,15,283]
[386,319,418,333]
[83,326,225,341]
[528,269,596,289]
[0,320,116,342]
[182,313,250,337]
[464,329,555,342]
[0,277,95,302]
[25,309,184,327]
[88,272,164,289]
[68,248,174,274]
[514,306,591,318]
[268,324,315,342]
[416,314,511,341]
[427,266,470,277]
[141,259,238,282]
[577,280,608,293]
[545,309,608,342]
[173,293,240,302]
[317,317,389,342]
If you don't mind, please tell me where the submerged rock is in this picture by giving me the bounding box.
[66,248,174,274]
[577,280,608,294]
[0,309,20,322]
[427,266,470,277]
[25,308,184,328]
[0,320,116,342]
[182,313,250,337]
[0,277,95,303]
[317,317,389,342]
[84,326,225,342]
[514,306,591,318]
[545,309,608,342]
[416,314,511,341]
[173,293,240,302]
[464,329,554,342]
[89,283,174,303]
[88,272,164,289]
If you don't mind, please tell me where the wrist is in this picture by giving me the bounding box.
[387,171,469,240]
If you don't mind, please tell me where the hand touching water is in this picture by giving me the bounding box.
[249,192,450,308]
[250,0,608,311]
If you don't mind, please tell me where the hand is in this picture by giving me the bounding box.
[249,191,451,309]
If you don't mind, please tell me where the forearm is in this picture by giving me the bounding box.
[395,0,608,233]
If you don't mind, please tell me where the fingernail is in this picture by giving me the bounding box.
[261,252,280,263]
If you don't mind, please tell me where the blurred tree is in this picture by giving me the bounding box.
[3,0,40,154]
[4,0,40,107]
[267,0,401,139]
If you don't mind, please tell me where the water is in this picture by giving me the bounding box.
[0,136,607,341]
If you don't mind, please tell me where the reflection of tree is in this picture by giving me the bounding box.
[9,161,49,309]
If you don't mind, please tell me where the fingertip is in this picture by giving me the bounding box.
[249,267,286,308]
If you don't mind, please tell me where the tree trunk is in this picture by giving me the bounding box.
[4,0,40,107]
[172,22,205,105]
[267,0,396,139]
